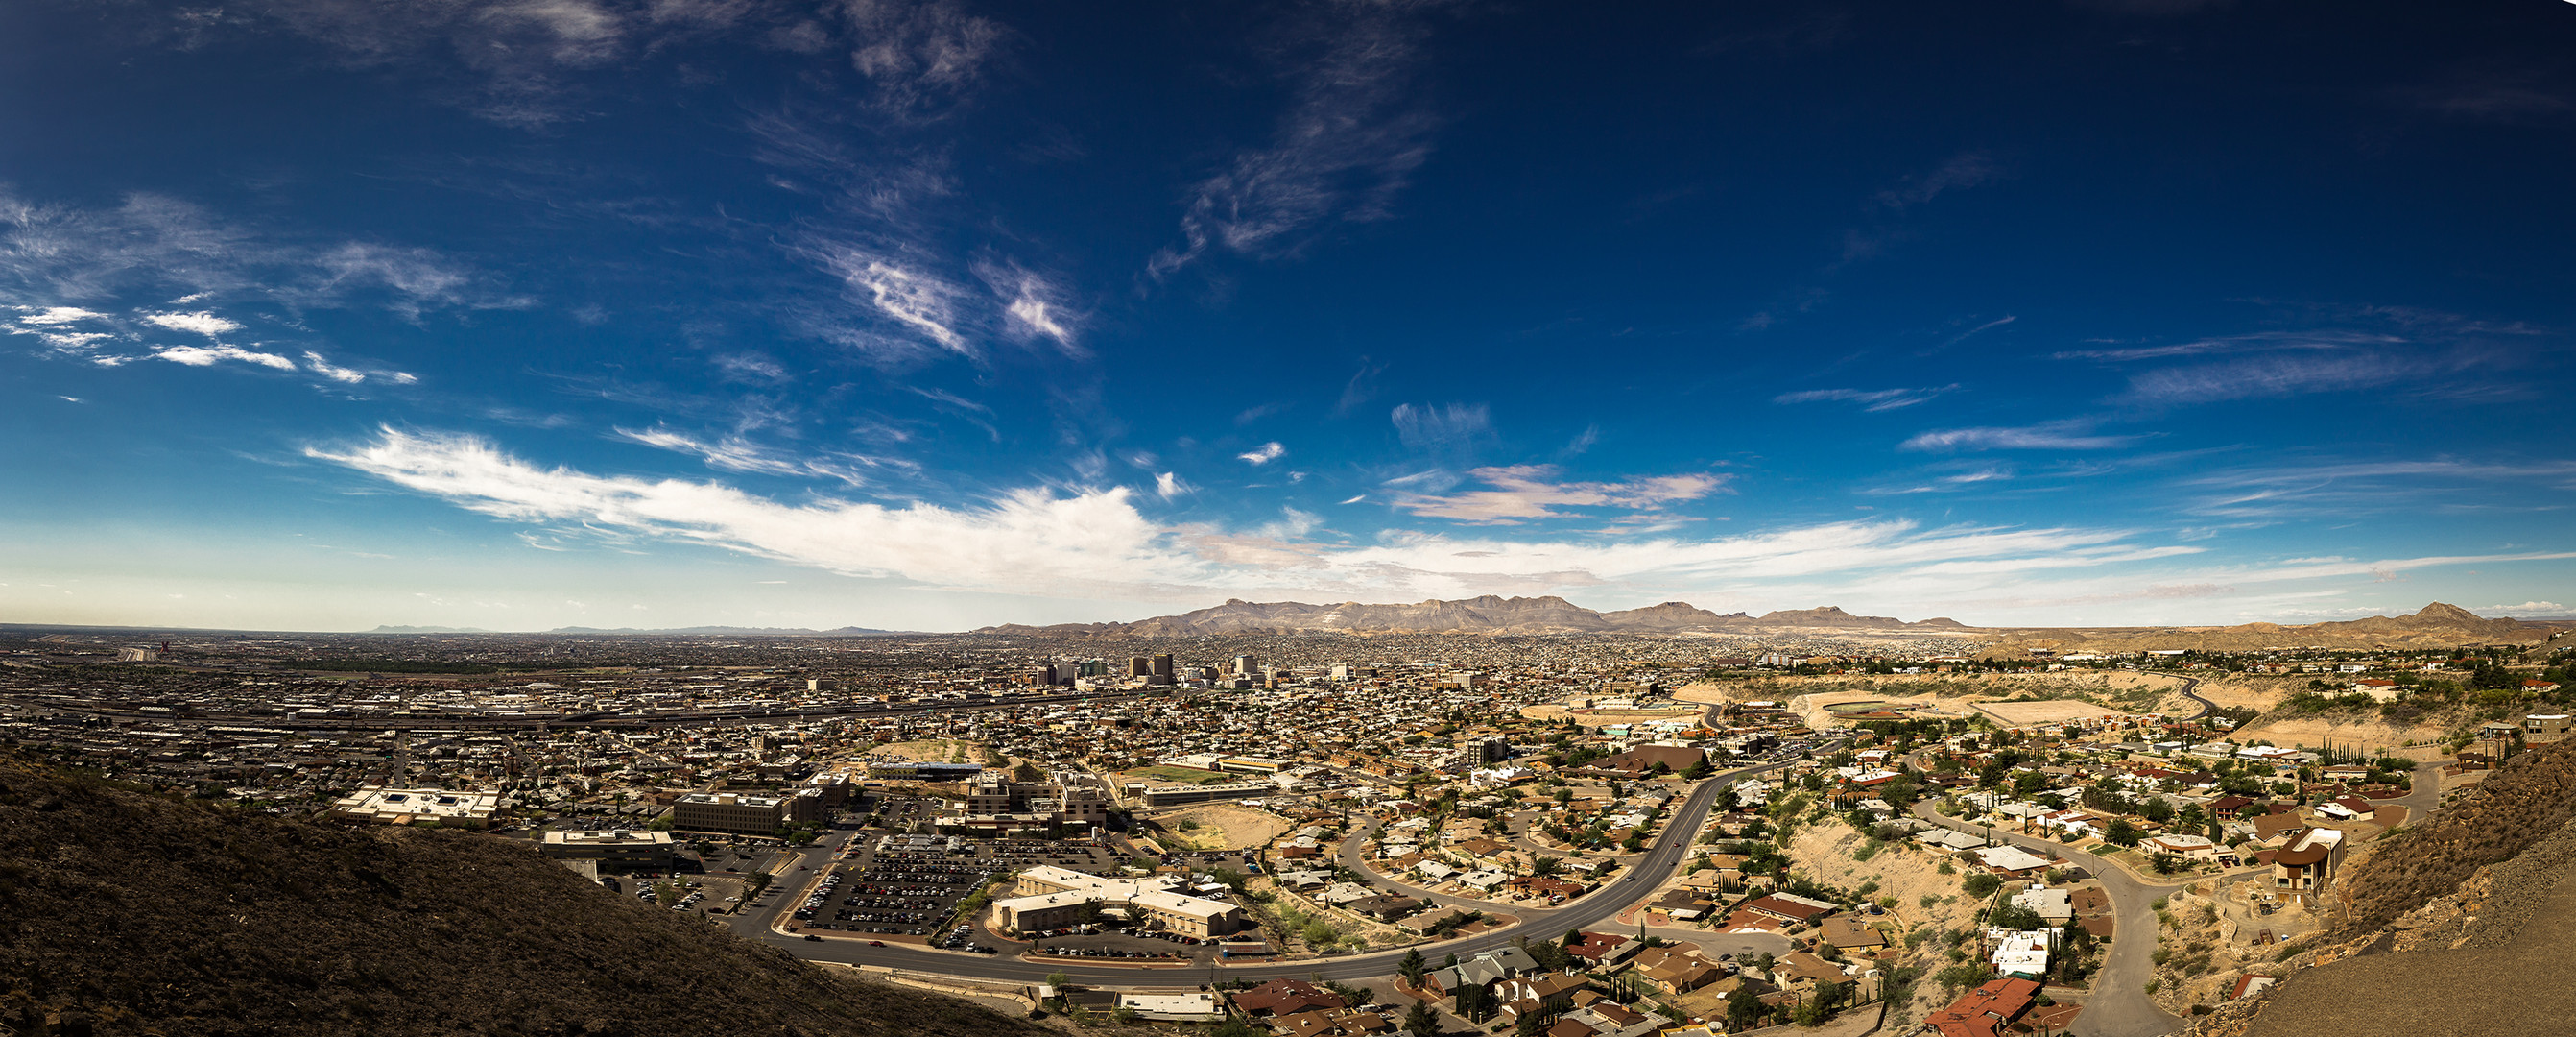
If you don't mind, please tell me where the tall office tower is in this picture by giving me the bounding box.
[1130,656,1154,678]
[1232,654,1257,677]
[1151,654,1174,678]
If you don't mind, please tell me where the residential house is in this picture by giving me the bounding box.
[1926,977,2041,1037]
[1820,914,1889,953]
[2273,828,2346,894]
[1632,947,1726,995]
[1230,979,1347,1017]
[1741,892,1839,927]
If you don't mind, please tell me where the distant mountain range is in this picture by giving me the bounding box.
[367,625,899,636]
[1982,602,2573,653]
[975,595,1975,637]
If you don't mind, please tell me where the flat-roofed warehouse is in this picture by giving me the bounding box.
[331,786,500,825]
[539,829,678,867]
[994,864,1247,939]
[673,792,786,834]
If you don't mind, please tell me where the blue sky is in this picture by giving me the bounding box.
[5,0,2574,633]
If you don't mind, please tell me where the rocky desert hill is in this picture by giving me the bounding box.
[2182,737,2576,1037]
[0,754,1046,1037]
[976,595,1972,637]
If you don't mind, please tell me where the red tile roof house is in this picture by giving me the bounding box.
[1926,977,2042,1037]
[1741,892,1839,927]
[1230,979,1347,1017]
[1562,931,1635,969]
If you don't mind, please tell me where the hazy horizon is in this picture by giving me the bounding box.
[5,1,2572,633]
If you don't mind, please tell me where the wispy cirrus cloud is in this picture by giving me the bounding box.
[2180,456,2576,518]
[809,244,970,357]
[1391,401,1493,454]
[974,259,1084,356]
[1238,442,1287,466]
[1149,0,1452,276]
[1386,464,1728,524]
[1900,421,2142,452]
[2054,329,2402,362]
[1774,384,1959,412]
[1872,151,2004,210]
[837,0,1005,119]
[0,187,516,315]
[614,424,899,485]
[2118,350,2451,405]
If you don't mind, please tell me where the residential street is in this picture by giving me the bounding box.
[1910,800,2187,1037]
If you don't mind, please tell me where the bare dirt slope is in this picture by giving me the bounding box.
[0,755,1046,1037]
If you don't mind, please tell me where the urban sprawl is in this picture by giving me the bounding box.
[6,627,2570,1037]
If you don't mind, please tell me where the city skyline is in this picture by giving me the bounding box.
[5,1,2574,633]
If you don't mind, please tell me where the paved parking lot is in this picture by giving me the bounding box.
[1025,926,1217,964]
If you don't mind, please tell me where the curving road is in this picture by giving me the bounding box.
[2162,674,2213,722]
[738,754,1817,987]
[1910,801,2187,1037]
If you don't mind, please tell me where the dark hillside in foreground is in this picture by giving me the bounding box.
[2329,736,2576,938]
[0,756,1045,1037]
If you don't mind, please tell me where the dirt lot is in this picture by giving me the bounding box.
[1972,699,2132,726]
[2234,713,2450,753]
[1155,805,1293,851]
[874,739,995,764]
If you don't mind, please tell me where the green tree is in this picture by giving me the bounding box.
[1399,948,1428,985]
[1044,971,1070,990]
[1726,982,1763,1030]
[1962,872,2003,898]
[1402,1000,1441,1037]
[2106,818,2142,847]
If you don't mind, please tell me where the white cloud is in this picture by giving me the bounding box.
[1900,421,2141,451]
[814,246,967,354]
[153,344,297,371]
[141,311,243,336]
[1388,465,1728,523]
[974,260,1083,354]
[2478,601,2569,616]
[18,306,108,326]
[311,427,1196,594]
[1154,471,1189,499]
[318,429,2576,625]
[1238,442,1286,466]
[300,351,369,383]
